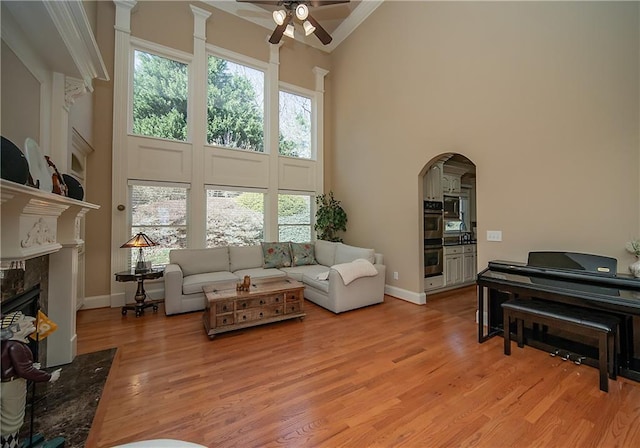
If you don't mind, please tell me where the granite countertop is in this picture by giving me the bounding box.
[443,240,477,246]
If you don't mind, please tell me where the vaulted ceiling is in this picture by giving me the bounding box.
[205,0,383,52]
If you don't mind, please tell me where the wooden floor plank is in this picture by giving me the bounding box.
[77,286,640,447]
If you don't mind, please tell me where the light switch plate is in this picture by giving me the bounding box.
[487,230,502,242]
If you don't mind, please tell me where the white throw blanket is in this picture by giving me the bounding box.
[329,258,378,286]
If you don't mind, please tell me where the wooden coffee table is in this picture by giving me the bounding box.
[202,278,305,339]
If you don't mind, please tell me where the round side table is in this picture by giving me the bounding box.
[115,268,164,317]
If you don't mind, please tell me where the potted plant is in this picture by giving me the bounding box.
[315,191,347,242]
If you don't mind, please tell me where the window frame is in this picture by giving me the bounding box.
[204,185,267,247]
[204,44,270,153]
[277,190,315,243]
[127,180,191,267]
[128,38,193,143]
[278,82,317,161]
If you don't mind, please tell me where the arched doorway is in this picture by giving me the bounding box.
[421,153,477,294]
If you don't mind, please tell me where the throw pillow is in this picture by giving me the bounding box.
[290,242,316,266]
[261,242,292,268]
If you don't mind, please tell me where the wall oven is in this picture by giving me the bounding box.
[424,201,444,240]
[424,201,444,277]
[424,239,444,277]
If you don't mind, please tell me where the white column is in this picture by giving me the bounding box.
[47,204,93,367]
[266,42,281,241]
[110,0,137,307]
[312,67,328,195]
[47,245,78,367]
[189,5,211,248]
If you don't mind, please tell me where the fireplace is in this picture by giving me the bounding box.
[1,179,99,367]
[1,255,51,365]
[0,284,43,365]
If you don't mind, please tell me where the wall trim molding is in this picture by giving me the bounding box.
[384,285,426,305]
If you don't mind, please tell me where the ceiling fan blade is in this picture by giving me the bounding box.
[306,14,332,45]
[309,1,350,7]
[269,14,291,45]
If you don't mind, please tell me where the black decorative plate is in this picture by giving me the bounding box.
[62,174,84,201]
[1,136,30,185]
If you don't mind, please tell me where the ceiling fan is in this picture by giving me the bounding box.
[237,1,350,45]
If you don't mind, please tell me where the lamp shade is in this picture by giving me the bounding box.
[303,20,316,36]
[273,9,286,26]
[295,4,309,20]
[120,233,158,248]
[284,23,295,39]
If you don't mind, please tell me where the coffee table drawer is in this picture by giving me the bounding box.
[284,290,303,302]
[285,301,302,314]
[236,304,284,323]
[236,293,284,310]
[216,314,234,326]
[215,301,234,314]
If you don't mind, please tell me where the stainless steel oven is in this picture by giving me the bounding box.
[424,239,443,277]
[424,201,444,240]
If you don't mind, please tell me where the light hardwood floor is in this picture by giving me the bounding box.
[78,287,640,447]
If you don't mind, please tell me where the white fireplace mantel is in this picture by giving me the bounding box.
[1,179,100,367]
[1,179,99,262]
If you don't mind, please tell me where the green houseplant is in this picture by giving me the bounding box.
[315,191,348,242]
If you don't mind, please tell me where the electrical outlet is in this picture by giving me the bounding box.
[487,230,502,242]
[393,271,399,280]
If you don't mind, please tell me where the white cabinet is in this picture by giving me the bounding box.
[463,245,477,283]
[444,246,463,286]
[444,245,476,287]
[424,274,444,291]
[442,174,461,195]
[424,162,443,201]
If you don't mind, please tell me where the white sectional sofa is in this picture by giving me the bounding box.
[163,241,385,316]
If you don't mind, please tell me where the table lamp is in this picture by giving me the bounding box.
[121,232,158,273]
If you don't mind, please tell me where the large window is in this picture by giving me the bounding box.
[207,55,264,151]
[278,193,312,243]
[129,183,188,266]
[279,90,311,159]
[206,189,265,247]
[132,50,188,141]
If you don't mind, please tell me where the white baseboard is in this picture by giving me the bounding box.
[81,285,165,310]
[81,294,110,310]
[384,285,426,305]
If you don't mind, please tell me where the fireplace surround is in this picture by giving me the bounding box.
[1,179,99,367]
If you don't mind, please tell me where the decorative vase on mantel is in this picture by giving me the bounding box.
[630,257,640,278]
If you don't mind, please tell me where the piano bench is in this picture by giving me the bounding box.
[501,298,620,393]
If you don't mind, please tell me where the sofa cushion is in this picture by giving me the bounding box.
[229,245,263,272]
[302,273,330,293]
[334,244,375,265]
[182,271,239,295]
[314,240,337,267]
[261,242,292,268]
[281,265,331,282]
[233,267,286,280]
[290,242,316,266]
[170,247,230,276]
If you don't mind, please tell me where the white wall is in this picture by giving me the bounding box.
[330,1,640,296]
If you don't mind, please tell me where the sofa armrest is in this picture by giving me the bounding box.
[164,263,184,315]
[327,264,386,313]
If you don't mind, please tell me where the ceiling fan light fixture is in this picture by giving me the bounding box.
[295,4,309,20]
[284,23,295,39]
[273,9,286,26]
[303,20,316,36]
